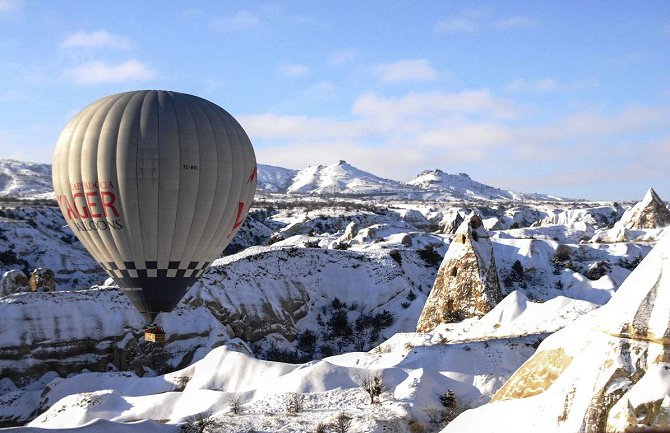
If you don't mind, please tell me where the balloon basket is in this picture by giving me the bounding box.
[144,324,166,343]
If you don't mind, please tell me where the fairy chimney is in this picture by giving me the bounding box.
[620,187,670,230]
[416,214,502,333]
[29,268,56,292]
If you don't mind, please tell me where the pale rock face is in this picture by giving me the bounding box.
[336,221,359,245]
[416,214,502,332]
[441,212,464,235]
[620,188,670,230]
[1,270,29,296]
[398,209,432,230]
[28,268,56,292]
[590,224,630,243]
[482,217,503,231]
[445,233,670,433]
[350,226,379,244]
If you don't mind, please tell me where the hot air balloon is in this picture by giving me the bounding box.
[52,90,257,340]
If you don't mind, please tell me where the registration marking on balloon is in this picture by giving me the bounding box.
[56,180,124,233]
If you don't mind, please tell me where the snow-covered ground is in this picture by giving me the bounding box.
[0,159,669,431]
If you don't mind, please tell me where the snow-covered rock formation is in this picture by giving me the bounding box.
[591,188,669,243]
[0,270,28,295]
[286,160,413,196]
[27,332,540,432]
[407,169,564,202]
[536,204,623,231]
[620,187,670,229]
[416,214,502,332]
[0,203,106,290]
[0,160,54,200]
[256,164,298,193]
[441,211,464,235]
[0,205,105,290]
[445,233,670,433]
[28,268,56,292]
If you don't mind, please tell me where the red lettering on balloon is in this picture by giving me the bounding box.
[57,195,78,220]
[248,165,257,184]
[73,192,89,218]
[227,201,245,238]
[100,191,120,217]
[85,191,102,218]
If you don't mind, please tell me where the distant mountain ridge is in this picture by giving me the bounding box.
[407,169,564,201]
[0,158,563,202]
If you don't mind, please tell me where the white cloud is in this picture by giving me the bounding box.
[60,30,132,50]
[239,113,363,141]
[0,0,22,18]
[434,17,478,34]
[554,105,669,137]
[211,10,261,32]
[63,59,156,84]
[279,63,311,77]
[239,88,524,179]
[352,89,520,120]
[275,81,337,109]
[374,59,438,83]
[506,77,557,93]
[435,10,536,34]
[416,122,514,149]
[506,77,599,94]
[327,48,361,67]
[240,85,669,198]
[492,16,537,30]
[433,7,490,34]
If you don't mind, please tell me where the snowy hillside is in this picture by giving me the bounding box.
[257,164,298,193]
[407,169,564,201]
[0,199,659,429]
[26,334,540,432]
[0,158,571,202]
[0,160,54,200]
[0,158,669,431]
[9,231,658,431]
[286,160,414,196]
[0,204,105,290]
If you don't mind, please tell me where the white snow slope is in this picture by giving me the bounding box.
[286,160,414,196]
[256,164,298,193]
[0,160,54,200]
[406,169,564,201]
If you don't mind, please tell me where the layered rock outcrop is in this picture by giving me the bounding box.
[28,268,56,292]
[1,270,28,296]
[445,233,670,433]
[334,221,359,247]
[416,214,502,332]
[620,187,670,229]
[442,212,464,235]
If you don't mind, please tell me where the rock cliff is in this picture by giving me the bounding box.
[445,232,670,433]
[1,270,28,295]
[416,214,502,332]
[620,187,670,230]
[28,268,56,292]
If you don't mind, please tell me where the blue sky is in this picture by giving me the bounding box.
[0,0,668,200]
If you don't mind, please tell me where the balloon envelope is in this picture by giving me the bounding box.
[52,90,257,323]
